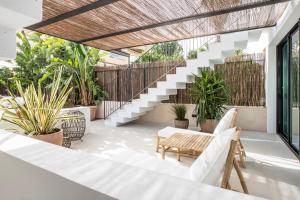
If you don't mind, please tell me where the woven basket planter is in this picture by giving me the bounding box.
[62,136,72,148]
[62,110,86,143]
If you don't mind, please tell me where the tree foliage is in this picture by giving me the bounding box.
[0,31,107,106]
[136,41,183,63]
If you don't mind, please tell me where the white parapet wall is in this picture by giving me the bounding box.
[136,103,267,132]
[0,129,264,200]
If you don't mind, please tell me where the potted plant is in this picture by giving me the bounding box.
[56,43,107,121]
[189,69,229,133]
[172,104,189,129]
[0,69,72,145]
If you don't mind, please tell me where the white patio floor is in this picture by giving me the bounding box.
[72,120,300,200]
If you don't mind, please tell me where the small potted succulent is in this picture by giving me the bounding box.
[0,69,73,145]
[173,104,189,129]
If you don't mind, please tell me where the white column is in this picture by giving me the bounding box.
[266,0,300,133]
[0,25,16,60]
[0,0,42,60]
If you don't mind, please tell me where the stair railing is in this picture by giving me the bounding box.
[102,35,219,119]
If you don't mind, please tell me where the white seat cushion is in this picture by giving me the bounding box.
[158,126,211,138]
[189,128,236,186]
[213,108,237,136]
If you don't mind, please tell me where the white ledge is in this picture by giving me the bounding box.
[0,130,264,200]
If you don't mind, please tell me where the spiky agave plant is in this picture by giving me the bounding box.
[0,68,72,135]
[172,104,187,121]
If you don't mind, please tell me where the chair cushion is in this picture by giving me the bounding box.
[189,127,236,186]
[158,126,211,138]
[213,108,237,136]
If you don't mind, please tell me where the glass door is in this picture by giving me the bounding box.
[291,29,299,151]
[277,21,300,155]
[281,41,289,139]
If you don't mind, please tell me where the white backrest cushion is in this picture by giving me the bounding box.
[189,128,236,185]
[213,108,237,136]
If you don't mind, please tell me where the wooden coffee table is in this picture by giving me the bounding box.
[160,133,214,161]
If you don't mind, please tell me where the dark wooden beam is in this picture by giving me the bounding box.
[27,0,120,29]
[109,24,276,51]
[79,0,290,43]
[110,50,130,57]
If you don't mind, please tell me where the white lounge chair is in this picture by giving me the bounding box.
[156,108,246,167]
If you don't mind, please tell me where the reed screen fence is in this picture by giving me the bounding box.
[164,53,266,106]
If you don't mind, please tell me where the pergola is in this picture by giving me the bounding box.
[27,0,289,52]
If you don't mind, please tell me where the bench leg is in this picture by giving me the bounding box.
[237,145,246,168]
[177,149,181,161]
[234,159,248,194]
[161,146,166,160]
[239,139,246,157]
[156,136,160,152]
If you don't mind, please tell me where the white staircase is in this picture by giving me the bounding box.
[105,30,262,127]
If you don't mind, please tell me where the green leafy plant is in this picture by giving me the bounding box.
[6,31,107,107]
[187,50,197,59]
[189,69,229,125]
[53,43,107,106]
[187,43,208,60]
[172,104,187,121]
[13,31,68,89]
[0,67,16,94]
[0,69,72,135]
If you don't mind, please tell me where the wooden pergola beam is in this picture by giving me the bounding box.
[27,0,120,30]
[78,0,290,43]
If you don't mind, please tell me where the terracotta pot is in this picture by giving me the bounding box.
[90,105,97,121]
[174,119,189,129]
[32,129,63,146]
[200,119,218,133]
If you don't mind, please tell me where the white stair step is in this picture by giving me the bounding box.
[148,88,177,95]
[157,81,186,89]
[140,94,169,102]
[111,115,139,124]
[117,109,146,118]
[166,74,193,83]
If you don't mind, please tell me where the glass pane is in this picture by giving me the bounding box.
[291,30,299,150]
[282,42,289,138]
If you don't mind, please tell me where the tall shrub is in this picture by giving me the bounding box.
[189,69,229,125]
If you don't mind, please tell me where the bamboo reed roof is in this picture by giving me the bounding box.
[28,0,289,51]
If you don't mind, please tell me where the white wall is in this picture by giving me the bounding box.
[266,0,300,133]
[136,103,267,132]
[0,0,42,59]
[0,151,115,200]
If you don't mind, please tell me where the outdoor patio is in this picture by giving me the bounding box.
[72,120,300,200]
[1,0,300,200]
